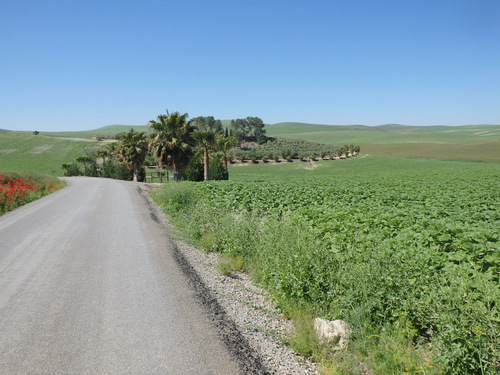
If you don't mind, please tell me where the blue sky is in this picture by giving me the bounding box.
[1,0,499,131]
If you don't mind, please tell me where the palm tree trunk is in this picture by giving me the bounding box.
[132,163,138,182]
[203,148,210,181]
[173,162,180,182]
[222,151,228,169]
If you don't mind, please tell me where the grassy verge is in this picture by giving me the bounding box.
[153,162,499,375]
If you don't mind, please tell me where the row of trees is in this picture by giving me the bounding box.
[232,138,360,162]
[63,111,242,182]
[230,144,360,163]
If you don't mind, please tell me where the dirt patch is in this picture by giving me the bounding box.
[30,145,53,154]
[0,149,17,153]
[303,161,320,170]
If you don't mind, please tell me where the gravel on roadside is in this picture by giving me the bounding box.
[137,183,318,375]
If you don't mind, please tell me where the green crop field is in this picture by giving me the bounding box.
[266,122,500,144]
[226,153,497,181]
[155,161,500,374]
[150,122,500,374]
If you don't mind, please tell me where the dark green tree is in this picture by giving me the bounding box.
[229,117,265,141]
[190,116,223,133]
[61,162,81,176]
[115,129,149,181]
[75,155,94,175]
[148,111,196,182]
[245,116,265,137]
[183,153,227,181]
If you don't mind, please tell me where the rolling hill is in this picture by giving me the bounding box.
[42,124,149,138]
[0,132,104,175]
[266,123,500,162]
[1,123,499,176]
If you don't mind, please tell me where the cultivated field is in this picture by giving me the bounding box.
[156,160,500,374]
[266,123,500,162]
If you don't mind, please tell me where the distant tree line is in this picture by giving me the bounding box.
[230,139,360,163]
[62,110,360,181]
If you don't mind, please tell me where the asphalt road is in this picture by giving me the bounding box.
[0,177,245,374]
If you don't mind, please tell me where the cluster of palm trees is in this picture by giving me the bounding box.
[102,111,239,182]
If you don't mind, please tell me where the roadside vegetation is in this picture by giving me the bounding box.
[153,161,500,375]
[0,172,65,215]
[58,112,238,181]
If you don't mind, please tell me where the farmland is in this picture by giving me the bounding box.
[154,160,500,374]
[2,123,500,373]
[266,123,500,162]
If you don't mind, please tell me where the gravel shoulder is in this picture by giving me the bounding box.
[137,183,318,375]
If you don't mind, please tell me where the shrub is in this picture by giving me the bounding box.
[61,162,81,176]
[183,154,228,181]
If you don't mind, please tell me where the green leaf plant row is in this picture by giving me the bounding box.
[153,165,500,375]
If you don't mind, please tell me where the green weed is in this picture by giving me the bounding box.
[216,256,233,276]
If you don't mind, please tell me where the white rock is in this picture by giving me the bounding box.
[313,318,351,349]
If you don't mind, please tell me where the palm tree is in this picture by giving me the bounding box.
[215,133,239,169]
[115,129,148,182]
[94,148,110,167]
[76,155,94,175]
[148,111,195,182]
[193,131,216,181]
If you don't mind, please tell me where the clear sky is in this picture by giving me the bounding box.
[1,0,499,131]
